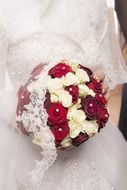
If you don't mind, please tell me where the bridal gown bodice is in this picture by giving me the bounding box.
[0,0,127,190]
[0,0,127,89]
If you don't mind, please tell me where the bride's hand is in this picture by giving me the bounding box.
[93,71,110,100]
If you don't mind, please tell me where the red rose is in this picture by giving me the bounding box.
[97,108,109,124]
[81,95,98,120]
[87,79,102,93]
[96,93,107,106]
[17,85,31,115]
[79,64,93,76]
[31,63,44,78]
[65,85,79,103]
[48,63,72,78]
[50,122,69,141]
[72,132,89,146]
[48,103,68,125]
[44,92,52,112]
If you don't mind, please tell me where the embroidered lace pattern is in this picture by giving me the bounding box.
[17,84,57,190]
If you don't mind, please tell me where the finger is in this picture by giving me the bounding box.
[102,82,109,94]
[105,91,110,101]
[93,71,105,82]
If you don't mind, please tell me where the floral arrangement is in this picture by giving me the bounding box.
[17,61,109,149]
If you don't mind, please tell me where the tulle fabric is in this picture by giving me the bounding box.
[0,91,127,190]
[0,0,127,89]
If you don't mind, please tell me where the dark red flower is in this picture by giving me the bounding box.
[48,63,72,78]
[97,121,105,131]
[48,103,68,125]
[17,85,31,115]
[81,95,98,120]
[72,132,89,146]
[50,122,69,141]
[65,85,79,103]
[97,108,109,124]
[31,63,44,77]
[87,79,102,93]
[95,93,107,106]
[79,64,93,76]
[55,140,61,148]
[44,92,52,112]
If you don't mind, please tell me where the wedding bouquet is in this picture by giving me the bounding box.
[17,61,109,149]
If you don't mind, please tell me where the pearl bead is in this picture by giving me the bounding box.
[89,103,93,107]
[62,66,66,70]
[99,94,102,97]
[21,96,24,99]
[105,114,108,118]
[69,88,73,92]
[58,128,62,132]
[56,108,60,112]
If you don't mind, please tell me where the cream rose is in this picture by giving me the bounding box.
[67,61,79,72]
[47,77,63,93]
[67,106,86,138]
[62,72,79,86]
[79,84,95,97]
[58,90,72,108]
[81,120,99,137]
[76,69,90,83]
[61,136,72,148]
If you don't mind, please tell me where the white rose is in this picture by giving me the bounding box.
[47,77,63,93]
[69,120,81,138]
[79,84,95,97]
[75,98,81,109]
[67,106,86,124]
[81,120,99,137]
[76,69,90,83]
[88,89,95,97]
[67,62,79,72]
[79,84,90,97]
[50,94,59,103]
[59,90,72,107]
[61,136,72,148]
[62,72,79,86]
[67,107,86,138]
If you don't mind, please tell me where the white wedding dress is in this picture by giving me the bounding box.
[0,0,127,190]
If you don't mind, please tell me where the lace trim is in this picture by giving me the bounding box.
[17,86,57,190]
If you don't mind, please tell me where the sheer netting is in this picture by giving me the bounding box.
[0,0,127,190]
[0,0,126,89]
